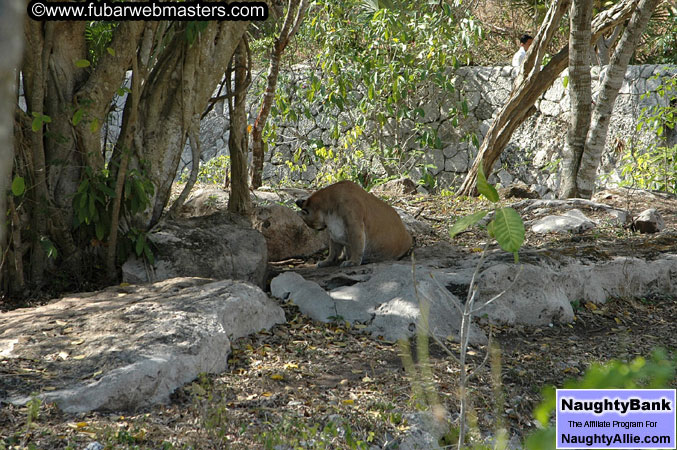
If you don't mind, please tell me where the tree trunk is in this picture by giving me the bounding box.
[0,0,24,288]
[576,0,659,198]
[250,0,309,189]
[16,18,144,290]
[456,0,638,197]
[228,38,253,215]
[559,0,593,198]
[119,20,250,228]
[594,24,622,65]
[457,0,571,196]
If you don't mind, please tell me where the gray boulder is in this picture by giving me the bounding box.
[1,277,285,413]
[271,243,677,336]
[271,264,487,345]
[122,212,267,288]
[179,187,230,217]
[531,208,596,234]
[633,208,664,234]
[252,204,327,261]
[372,177,418,195]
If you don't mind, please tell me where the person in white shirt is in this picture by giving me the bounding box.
[512,34,533,68]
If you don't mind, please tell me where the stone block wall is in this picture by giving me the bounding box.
[243,64,674,195]
[101,64,675,194]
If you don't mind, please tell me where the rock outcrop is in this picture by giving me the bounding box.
[0,278,285,413]
[122,212,267,288]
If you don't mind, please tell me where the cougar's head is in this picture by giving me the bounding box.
[296,197,326,231]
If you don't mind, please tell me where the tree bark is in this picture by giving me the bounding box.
[0,0,24,289]
[456,0,638,197]
[576,0,659,198]
[250,0,309,189]
[120,20,250,228]
[559,0,593,198]
[228,38,253,215]
[106,53,142,279]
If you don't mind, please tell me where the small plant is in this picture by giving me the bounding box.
[403,166,526,449]
[192,155,231,185]
[72,165,155,264]
[449,166,525,262]
[619,72,677,193]
[525,349,676,450]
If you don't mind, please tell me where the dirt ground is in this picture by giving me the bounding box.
[1,187,676,449]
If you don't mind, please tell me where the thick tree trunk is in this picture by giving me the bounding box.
[250,0,309,189]
[122,20,250,228]
[17,17,144,289]
[576,0,659,198]
[456,0,638,197]
[228,39,253,215]
[559,0,593,198]
[0,0,24,287]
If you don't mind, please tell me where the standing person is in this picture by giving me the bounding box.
[512,34,533,68]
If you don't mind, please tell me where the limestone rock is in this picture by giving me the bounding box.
[371,177,418,196]
[252,204,327,261]
[396,411,450,450]
[122,212,267,288]
[274,242,677,334]
[179,187,229,217]
[500,183,540,199]
[271,264,487,345]
[1,278,285,413]
[531,209,596,234]
[633,208,664,234]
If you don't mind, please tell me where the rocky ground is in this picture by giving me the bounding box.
[1,186,676,449]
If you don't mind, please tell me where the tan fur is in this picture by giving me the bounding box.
[296,181,413,267]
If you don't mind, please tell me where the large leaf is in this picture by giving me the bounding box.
[490,207,525,259]
[476,166,499,203]
[11,176,25,196]
[449,210,488,238]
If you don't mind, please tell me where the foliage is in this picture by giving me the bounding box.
[619,73,677,193]
[72,164,155,263]
[267,0,481,186]
[525,349,676,450]
[449,167,525,261]
[84,21,116,66]
[191,155,230,186]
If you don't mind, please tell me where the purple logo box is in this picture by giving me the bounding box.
[556,389,676,449]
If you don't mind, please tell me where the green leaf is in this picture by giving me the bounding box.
[562,75,569,89]
[11,176,25,196]
[95,221,105,241]
[449,210,488,238]
[135,234,145,256]
[72,108,84,126]
[90,117,100,133]
[39,236,58,259]
[88,194,96,218]
[143,244,155,264]
[490,207,525,257]
[476,166,499,203]
[106,47,116,57]
[31,116,42,132]
[75,59,91,68]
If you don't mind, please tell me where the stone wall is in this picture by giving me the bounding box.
[144,64,676,194]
